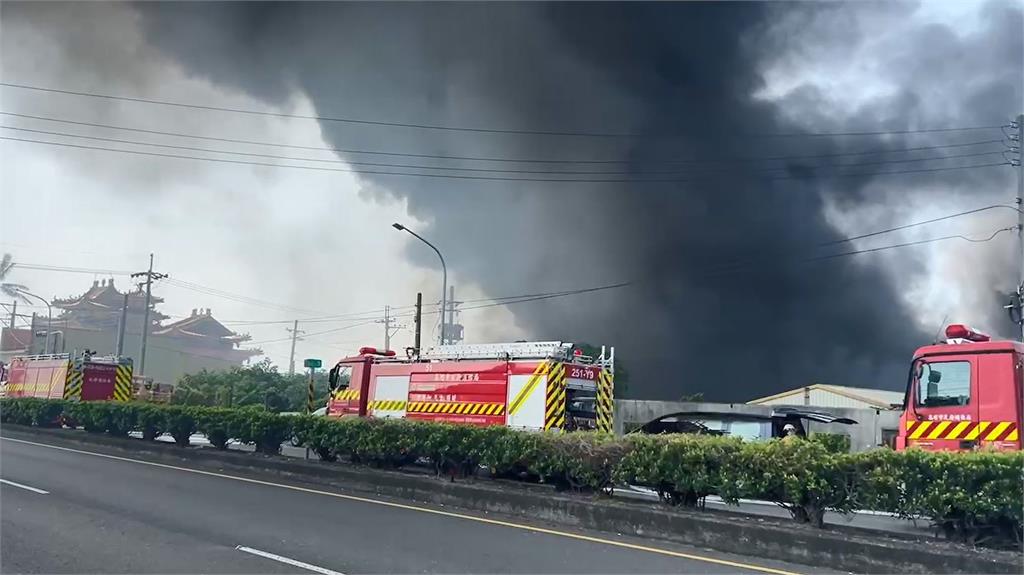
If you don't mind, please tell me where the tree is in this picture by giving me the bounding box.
[575,342,630,398]
[172,358,331,412]
[0,253,30,301]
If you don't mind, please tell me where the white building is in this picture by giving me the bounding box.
[747,384,904,410]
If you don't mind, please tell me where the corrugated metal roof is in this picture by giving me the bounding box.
[825,385,904,406]
[747,384,903,409]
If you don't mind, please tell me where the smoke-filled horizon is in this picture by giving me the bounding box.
[4,1,1021,400]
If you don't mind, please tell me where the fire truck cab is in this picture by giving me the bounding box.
[898,324,1022,451]
[326,341,615,432]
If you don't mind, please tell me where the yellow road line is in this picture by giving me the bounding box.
[1,437,799,575]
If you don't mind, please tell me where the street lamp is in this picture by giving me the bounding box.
[392,222,447,345]
[4,286,51,353]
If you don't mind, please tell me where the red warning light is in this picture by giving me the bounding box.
[944,324,991,342]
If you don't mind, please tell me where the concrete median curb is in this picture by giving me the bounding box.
[3,425,1020,574]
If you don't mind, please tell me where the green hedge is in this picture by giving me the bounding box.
[2,397,1020,546]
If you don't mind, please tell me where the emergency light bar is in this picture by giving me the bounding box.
[945,324,991,342]
[359,347,397,357]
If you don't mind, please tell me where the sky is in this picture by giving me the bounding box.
[0,1,524,368]
[0,1,1021,400]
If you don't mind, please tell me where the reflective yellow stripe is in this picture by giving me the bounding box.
[984,421,1011,442]
[508,362,549,415]
[909,421,932,439]
[964,421,990,441]
[946,421,971,440]
[905,420,915,430]
[926,421,952,440]
[1006,428,1019,442]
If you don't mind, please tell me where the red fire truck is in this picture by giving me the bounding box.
[898,324,1022,451]
[327,341,615,432]
[2,352,135,402]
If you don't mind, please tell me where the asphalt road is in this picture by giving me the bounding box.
[0,436,821,575]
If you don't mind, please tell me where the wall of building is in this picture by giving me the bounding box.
[613,399,901,452]
[25,324,242,385]
[753,388,876,409]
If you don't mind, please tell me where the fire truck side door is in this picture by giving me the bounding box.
[976,351,1020,449]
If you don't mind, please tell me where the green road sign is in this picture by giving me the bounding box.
[303,358,322,369]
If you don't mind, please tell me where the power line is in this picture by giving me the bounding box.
[11,259,351,321]
[219,305,418,326]
[161,277,329,316]
[709,203,1022,273]
[389,282,636,321]
[390,225,1015,320]
[2,135,1010,183]
[802,226,1016,264]
[0,112,1006,165]
[0,82,1008,139]
[819,204,1022,247]
[245,319,380,345]
[0,125,1007,175]
[10,213,1014,336]
[12,262,134,275]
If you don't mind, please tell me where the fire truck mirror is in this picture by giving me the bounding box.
[328,366,339,390]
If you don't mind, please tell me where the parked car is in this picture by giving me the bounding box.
[280,408,328,446]
[633,407,857,440]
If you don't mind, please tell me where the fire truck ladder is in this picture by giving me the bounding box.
[419,341,574,361]
[419,341,615,371]
[11,353,71,361]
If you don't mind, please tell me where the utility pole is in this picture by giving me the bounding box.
[376,305,405,351]
[115,292,129,356]
[381,305,393,350]
[287,320,304,375]
[413,292,422,356]
[131,253,167,377]
[447,286,456,345]
[1016,114,1023,341]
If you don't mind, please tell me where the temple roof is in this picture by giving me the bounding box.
[52,278,167,322]
[154,308,251,344]
[53,278,163,310]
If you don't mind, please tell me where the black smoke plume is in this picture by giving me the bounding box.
[130,2,1023,399]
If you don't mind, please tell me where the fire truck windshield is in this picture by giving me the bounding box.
[917,360,971,407]
[328,365,352,390]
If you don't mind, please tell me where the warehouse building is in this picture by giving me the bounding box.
[747,383,904,410]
